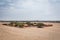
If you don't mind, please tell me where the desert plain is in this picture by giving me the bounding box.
[0,22,60,40]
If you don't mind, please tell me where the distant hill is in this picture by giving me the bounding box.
[0,20,60,23]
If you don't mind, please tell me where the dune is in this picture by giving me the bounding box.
[0,22,60,40]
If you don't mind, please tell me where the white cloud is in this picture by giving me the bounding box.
[0,0,60,20]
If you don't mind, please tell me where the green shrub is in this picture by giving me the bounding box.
[9,22,14,26]
[19,23,24,28]
[9,21,17,26]
[15,22,24,28]
[15,22,20,27]
[26,22,31,26]
[37,23,44,28]
[33,23,37,26]
[30,23,33,26]
[9,22,24,28]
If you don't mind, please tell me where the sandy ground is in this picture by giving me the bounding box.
[0,22,60,40]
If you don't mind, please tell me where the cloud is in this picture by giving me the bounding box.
[0,0,60,20]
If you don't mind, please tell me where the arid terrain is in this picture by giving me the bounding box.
[0,22,60,40]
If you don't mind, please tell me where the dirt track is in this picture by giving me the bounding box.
[0,22,60,40]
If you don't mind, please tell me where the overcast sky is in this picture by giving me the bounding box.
[0,0,60,21]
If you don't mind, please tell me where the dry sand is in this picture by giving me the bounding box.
[0,22,60,40]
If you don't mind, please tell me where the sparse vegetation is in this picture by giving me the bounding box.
[3,24,8,25]
[9,21,16,26]
[33,23,37,26]
[37,23,45,28]
[19,23,24,28]
[2,21,53,28]
[26,22,31,26]
[10,22,24,28]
